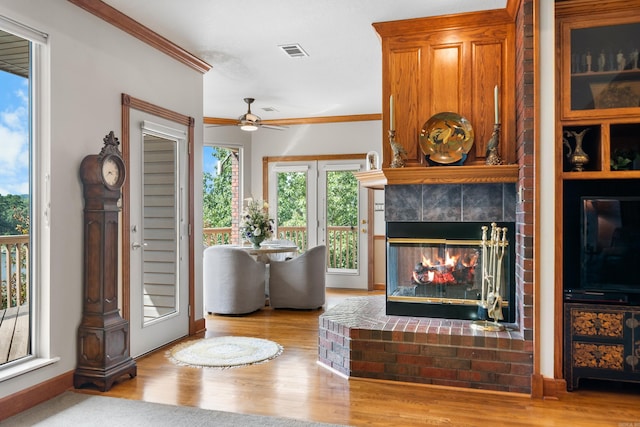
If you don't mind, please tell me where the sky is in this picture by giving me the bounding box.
[0,70,29,196]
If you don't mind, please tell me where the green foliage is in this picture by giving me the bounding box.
[276,172,307,226]
[202,147,233,228]
[0,194,29,235]
[326,171,358,227]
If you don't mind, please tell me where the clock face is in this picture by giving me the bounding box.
[102,156,122,188]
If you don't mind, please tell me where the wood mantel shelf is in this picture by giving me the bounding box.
[354,164,519,189]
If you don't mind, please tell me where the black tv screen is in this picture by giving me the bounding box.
[581,197,640,293]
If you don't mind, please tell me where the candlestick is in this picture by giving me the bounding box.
[494,85,499,124]
[389,94,395,131]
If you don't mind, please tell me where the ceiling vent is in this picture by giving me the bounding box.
[279,43,309,58]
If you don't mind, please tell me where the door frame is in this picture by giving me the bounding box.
[262,153,374,290]
[121,94,201,335]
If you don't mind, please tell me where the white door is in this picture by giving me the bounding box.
[268,159,368,289]
[129,119,190,357]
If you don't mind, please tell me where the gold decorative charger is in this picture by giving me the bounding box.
[419,112,474,165]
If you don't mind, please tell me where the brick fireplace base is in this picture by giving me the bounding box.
[318,295,533,394]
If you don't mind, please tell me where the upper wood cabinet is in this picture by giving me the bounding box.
[374,10,516,168]
[557,5,640,122]
[556,1,640,177]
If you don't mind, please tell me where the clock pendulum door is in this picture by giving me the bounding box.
[74,131,136,391]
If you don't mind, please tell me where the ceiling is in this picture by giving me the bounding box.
[103,1,504,121]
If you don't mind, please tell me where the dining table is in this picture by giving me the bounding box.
[234,242,298,263]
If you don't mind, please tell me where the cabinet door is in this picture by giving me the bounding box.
[559,17,640,120]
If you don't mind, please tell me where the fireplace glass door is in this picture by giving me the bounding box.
[386,222,515,322]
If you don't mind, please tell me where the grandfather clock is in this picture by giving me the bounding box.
[74,131,137,391]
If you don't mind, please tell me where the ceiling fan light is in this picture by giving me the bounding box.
[241,123,258,131]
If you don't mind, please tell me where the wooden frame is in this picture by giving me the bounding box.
[262,153,375,291]
[121,93,202,336]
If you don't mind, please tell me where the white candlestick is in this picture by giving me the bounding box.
[494,85,499,124]
[389,95,395,131]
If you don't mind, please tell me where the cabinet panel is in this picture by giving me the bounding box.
[390,48,422,165]
[564,303,640,390]
[472,41,504,160]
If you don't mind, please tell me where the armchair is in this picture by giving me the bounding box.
[268,245,326,309]
[203,245,266,315]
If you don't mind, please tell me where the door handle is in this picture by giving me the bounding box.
[132,242,148,250]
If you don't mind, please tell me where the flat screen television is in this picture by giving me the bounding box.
[579,196,640,300]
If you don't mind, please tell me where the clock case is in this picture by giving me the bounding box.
[74,131,136,391]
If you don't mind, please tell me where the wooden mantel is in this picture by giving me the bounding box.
[354,164,519,189]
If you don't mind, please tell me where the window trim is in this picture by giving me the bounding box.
[0,15,55,380]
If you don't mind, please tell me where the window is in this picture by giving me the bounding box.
[0,15,50,375]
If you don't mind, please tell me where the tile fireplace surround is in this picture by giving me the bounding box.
[318,183,534,394]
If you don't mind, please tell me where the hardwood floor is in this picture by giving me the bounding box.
[77,289,640,426]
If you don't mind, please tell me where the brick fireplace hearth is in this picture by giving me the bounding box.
[318,295,532,393]
[318,182,534,393]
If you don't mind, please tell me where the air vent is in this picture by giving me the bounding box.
[279,43,309,58]
[262,107,278,112]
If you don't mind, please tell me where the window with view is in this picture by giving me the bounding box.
[0,19,46,370]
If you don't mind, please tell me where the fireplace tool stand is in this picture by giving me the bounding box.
[471,223,508,332]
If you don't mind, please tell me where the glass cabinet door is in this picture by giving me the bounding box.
[562,20,640,119]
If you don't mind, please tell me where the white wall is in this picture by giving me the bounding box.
[0,0,204,399]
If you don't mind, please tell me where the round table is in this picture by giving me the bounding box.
[236,243,298,263]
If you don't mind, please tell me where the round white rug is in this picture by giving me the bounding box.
[167,336,283,368]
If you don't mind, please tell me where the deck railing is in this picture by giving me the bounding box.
[1,235,29,310]
[203,226,358,269]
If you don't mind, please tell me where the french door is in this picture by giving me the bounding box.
[267,158,368,288]
[128,118,190,357]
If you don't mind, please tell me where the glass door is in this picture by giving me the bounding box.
[268,159,367,288]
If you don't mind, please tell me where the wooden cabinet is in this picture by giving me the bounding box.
[556,1,640,390]
[557,3,640,178]
[373,10,516,168]
[564,303,640,390]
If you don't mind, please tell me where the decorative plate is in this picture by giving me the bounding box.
[419,112,474,164]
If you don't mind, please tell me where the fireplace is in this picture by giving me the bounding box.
[386,185,517,323]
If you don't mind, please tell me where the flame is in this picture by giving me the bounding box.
[421,254,431,267]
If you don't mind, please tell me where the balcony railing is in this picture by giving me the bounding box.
[203,226,358,269]
[1,235,29,310]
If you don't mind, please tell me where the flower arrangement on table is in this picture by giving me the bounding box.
[240,198,274,248]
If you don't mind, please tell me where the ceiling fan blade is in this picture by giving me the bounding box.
[262,124,287,131]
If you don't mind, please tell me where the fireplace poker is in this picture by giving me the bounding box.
[480,225,488,305]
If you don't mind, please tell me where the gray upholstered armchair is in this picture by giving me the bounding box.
[203,245,266,315]
[268,245,326,309]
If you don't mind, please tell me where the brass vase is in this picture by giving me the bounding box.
[563,129,590,172]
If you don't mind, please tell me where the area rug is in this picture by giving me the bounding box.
[3,391,348,426]
[167,336,283,368]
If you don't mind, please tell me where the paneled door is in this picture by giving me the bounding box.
[128,119,190,357]
[268,158,368,288]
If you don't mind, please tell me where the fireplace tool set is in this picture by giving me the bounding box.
[472,223,509,331]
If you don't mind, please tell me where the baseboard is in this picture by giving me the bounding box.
[0,370,73,422]
[543,377,567,399]
[531,374,567,399]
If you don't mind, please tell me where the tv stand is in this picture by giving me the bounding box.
[564,303,640,391]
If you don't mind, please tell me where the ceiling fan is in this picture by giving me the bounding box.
[237,98,286,131]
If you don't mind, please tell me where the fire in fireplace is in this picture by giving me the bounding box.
[386,222,515,322]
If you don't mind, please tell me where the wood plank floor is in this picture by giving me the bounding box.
[0,304,29,363]
[76,289,640,427]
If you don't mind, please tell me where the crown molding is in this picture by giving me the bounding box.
[68,0,211,74]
